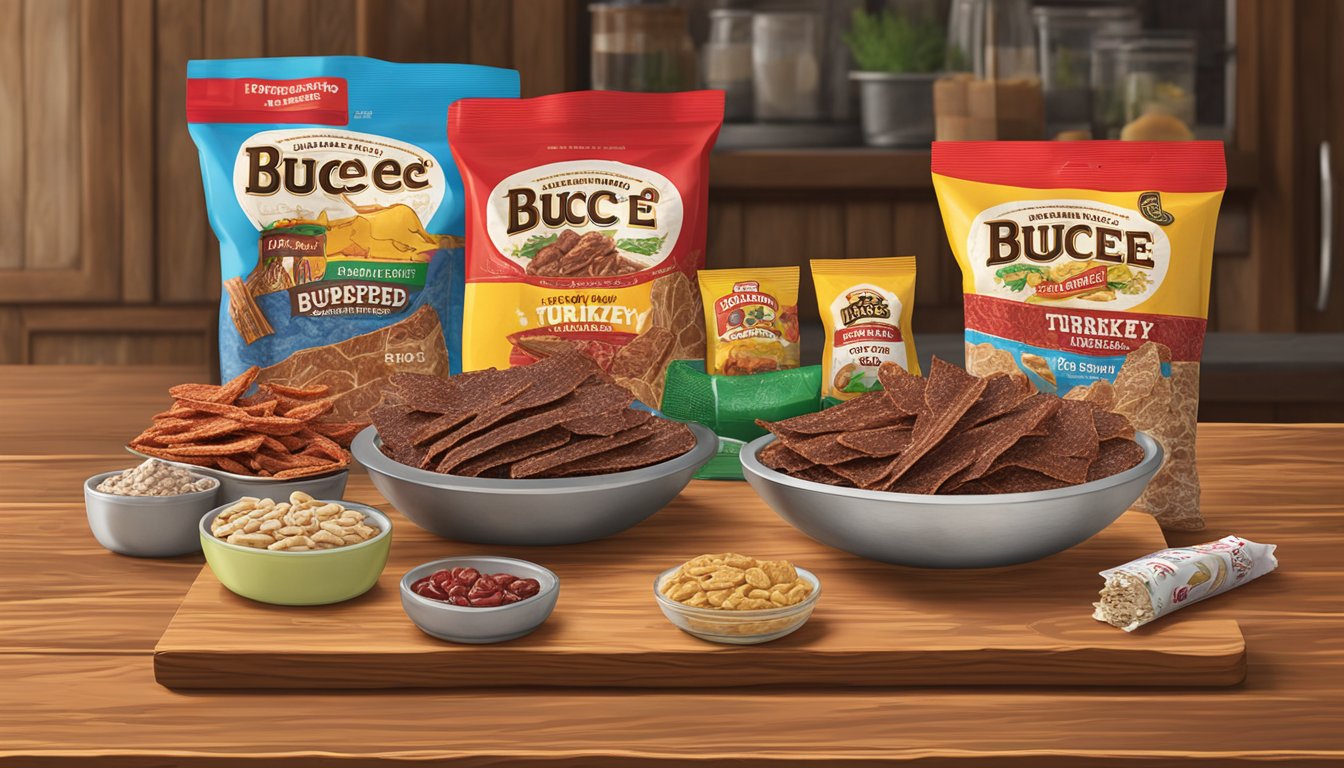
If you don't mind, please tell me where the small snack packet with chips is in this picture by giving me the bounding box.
[933,142,1226,530]
[811,257,920,400]
[698,267,801,376]
[1094,535,1278,632]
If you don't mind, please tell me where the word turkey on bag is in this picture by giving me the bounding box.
[188,56,519,421]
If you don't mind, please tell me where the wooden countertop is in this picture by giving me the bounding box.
[2,365,1342,767]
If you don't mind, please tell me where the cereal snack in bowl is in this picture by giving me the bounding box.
[84,460,221,558]
[654,553,821,645]
[199,493,392,606]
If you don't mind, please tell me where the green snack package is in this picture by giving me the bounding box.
[660,360,822,479]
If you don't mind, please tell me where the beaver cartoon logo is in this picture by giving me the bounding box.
[839,288,891,326]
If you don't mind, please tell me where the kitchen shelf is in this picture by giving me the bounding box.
[710,146,1260,193]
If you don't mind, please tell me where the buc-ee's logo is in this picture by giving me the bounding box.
[839,288,891,326]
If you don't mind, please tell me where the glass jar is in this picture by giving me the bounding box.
[704,9,754,122]
[590,2,696,93]
[1117,35,1197,140]
[752,12,822,122]
[936,0,1043,140]
[1032,6,1138,139]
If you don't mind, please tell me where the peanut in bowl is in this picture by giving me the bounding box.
[198,496,392,606]
[653,564,821,645]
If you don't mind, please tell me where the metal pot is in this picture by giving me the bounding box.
[850,71,939,148]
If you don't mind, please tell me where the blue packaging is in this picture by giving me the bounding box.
[187,56,518,419]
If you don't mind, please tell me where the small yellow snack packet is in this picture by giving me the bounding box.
[812,257,920,400]
[698,267,800,376]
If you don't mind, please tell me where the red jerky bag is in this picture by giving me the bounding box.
[449,91,724,407]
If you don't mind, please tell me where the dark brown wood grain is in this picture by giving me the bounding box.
[153,498,1245,690]
[0,365,1342,765]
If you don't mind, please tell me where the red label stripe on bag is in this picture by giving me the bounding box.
[835,325,901,346]
[964,294,1206,360]
[187,77,348,125]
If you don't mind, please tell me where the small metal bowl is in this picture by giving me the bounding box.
[127,447,348,502]
[84,471,220,557]
[352,422,716,545]
[653,566,821,645]
[400,556,559,644]
[741,431,1163,569]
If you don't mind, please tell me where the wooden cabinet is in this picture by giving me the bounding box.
[0,0,582,367]
[0,0,1334,387]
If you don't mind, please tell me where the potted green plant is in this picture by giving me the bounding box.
[844,8,946,147]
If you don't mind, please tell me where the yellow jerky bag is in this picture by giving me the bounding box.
[811,257,920,400]
[698,267,801,376]
[932,141,1225,531]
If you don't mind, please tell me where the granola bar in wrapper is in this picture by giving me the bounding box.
[1093,535,1277,632]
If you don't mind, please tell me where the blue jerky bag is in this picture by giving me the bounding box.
[187,57,517,419]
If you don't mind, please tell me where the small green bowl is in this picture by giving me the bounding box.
[199,500,392,606]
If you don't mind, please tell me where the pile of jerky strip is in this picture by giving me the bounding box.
[370,352,696,478]
[525,230,642,277]
[757,358,1144,494]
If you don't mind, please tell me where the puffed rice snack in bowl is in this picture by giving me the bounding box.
[199,492,392,606]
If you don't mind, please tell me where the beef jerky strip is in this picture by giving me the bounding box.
[422,353,602,459]
[951,468,1069,495]
[512,414,656,478]
[758,440,815,474]
[545,419,695,477]
[874,358,988,487]
[1091,408,1136,442]
[985,400,1099,486]
[555,232,615,275]
[434,383,634,473]
[835,423,914,458]
[564,407,652,436]
[940,394,1062,491]
[790,463,849,487]
[1086,438,1146,482]
[774,432,870,466]
[407,373,534,446]
[876,362,928,415]
[452,428,572,478]
[756,391,910,437]
[370,403,439,466]
[960,372,1035,428]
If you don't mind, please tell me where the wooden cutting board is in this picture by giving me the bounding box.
[154,479,1245,690]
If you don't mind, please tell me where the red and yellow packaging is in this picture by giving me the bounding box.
[812,257,920,400]
[448,91,723,401]
[932,141,1226,530]
[698,267,801,376]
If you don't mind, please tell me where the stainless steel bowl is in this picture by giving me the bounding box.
[400,556,559,644]
[126,447,348,502]
[741,432,1163,568]
[84,471,220,557]
[352,422,717,546]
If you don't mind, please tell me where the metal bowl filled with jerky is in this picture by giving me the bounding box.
[352,352,716,545]
[741,359,1161,568]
